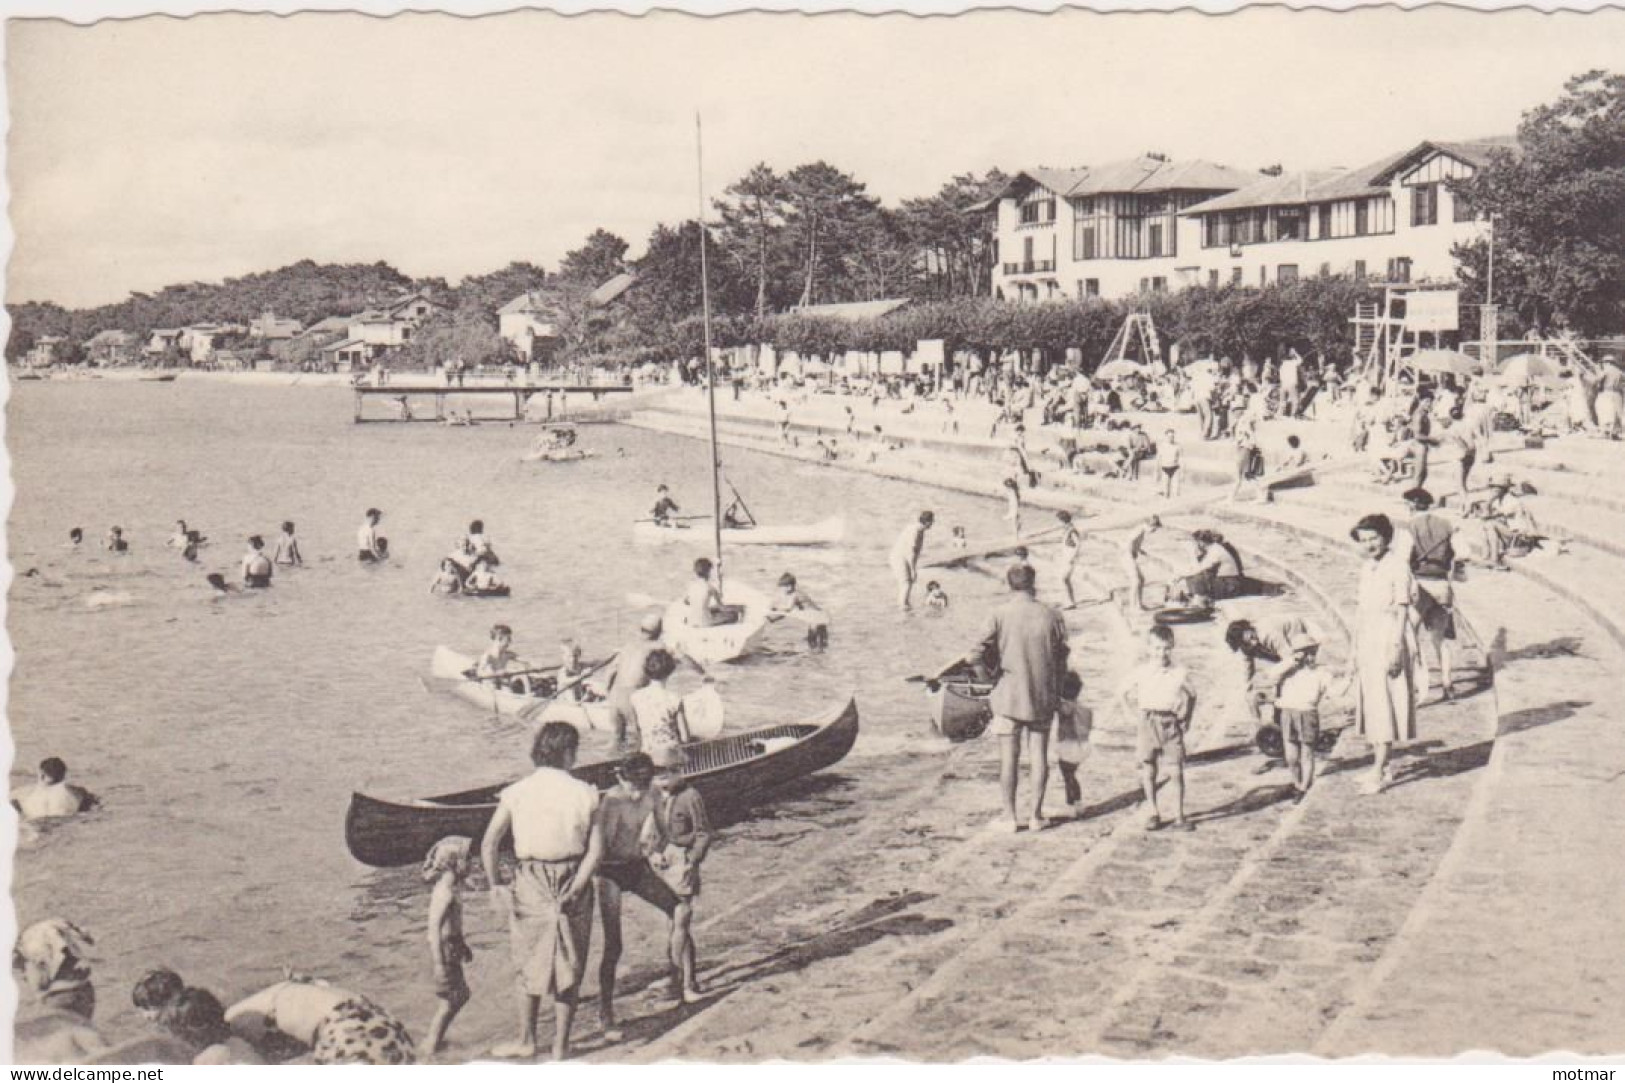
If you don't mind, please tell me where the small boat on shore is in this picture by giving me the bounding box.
[345,695,859,867]
[429,646,613,720]
[920,659,994,741]
[139,372,179,383]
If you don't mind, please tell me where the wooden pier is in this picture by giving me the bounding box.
[352,383,634,423]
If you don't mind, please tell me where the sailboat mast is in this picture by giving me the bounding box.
[695,113,724,589]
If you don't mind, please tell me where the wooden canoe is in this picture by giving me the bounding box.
[923,659,994,741]
[429,646,612,721]
[344,695,860,867]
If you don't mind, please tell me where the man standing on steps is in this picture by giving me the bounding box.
[966,563,1070,833]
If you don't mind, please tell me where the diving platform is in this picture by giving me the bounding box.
[352,382,634,423]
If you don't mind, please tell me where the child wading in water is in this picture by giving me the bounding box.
[1271,629,1351,801]
[423,836,475,1055]
[1053,671,1093,817]
[1118,625,1197,831]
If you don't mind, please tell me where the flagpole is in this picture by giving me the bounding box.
[696,113,724,591]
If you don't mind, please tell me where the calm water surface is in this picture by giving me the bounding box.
[7,379,1068,1041]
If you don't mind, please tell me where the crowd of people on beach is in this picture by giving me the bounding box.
[17,342,1617,1064]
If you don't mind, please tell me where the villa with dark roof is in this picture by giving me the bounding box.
[985,154,1260,302]
[1180,138,1513,290]
[984,140,1513,302]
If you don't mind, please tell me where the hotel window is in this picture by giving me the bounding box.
[1318,205,1332,239]
[1259,266,1268,287]
[1353,260,1367,280]
[1277,264,1299,285]
[1412,184,1438,227]
[1151,277,1168,293]
[1020,197,1055,225]
[1209,269,1220,288]
[1277,208,1304,241]
[1231,267,1244,285]
[1319,262,1331,278]
[1388,257,1413,283]
[1355,200,1370,236]
[1085,279,1100,297]
[1148,223,1164,258]
[1079,226,1098,261]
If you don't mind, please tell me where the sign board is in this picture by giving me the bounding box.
[914,339,946,369]
[1404,290,1460,333]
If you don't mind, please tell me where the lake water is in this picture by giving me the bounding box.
[7,378,1090,1051]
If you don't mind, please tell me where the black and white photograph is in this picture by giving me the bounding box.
[5,1,1625,1066]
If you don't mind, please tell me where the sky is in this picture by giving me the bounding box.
[6,7,1625,308]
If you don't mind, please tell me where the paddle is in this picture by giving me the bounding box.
[517,653,622,721]
[632,515,713,524]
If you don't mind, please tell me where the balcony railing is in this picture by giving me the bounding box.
[1002,260,1055,275]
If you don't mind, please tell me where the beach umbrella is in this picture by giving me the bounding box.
[1096,359,1148,380]
[1498,354,1563,386]
[1407,349,1481,377]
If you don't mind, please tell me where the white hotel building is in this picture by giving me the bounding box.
[986,140,1512,302]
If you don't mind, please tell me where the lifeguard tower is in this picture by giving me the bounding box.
[1101,312,1164,369]
[1349,283,1464,387]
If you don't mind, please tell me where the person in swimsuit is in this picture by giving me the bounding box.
[429,559,463,595]
[476,625,529,693]
[767,572,829,649]
[889,511,935,610]
[683,558,736,627]
[1053,510,1084,607]
[465,558,506,595]
[1122,517,1161,609]
[12,757,98,820]
[651,485,681,527]
[272,522,303,567]
[104,526,128,553]
[1157,430,1182,499]
[241,536,273,589]
[66,528,84,550]
[422,836,475,1055]
[357,509,385,563]
[592,755,678,1040]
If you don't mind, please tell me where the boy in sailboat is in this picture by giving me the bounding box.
[684,558,740,627]
[651,485,681,528]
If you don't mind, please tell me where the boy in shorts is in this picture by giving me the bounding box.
[1271,630,1351,800]
[1118,625,1197,831]
[653,763,712,1004]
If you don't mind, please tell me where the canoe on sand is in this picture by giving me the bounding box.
[344,695,859,867]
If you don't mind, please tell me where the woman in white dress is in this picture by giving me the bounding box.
[1350,513,1419,794]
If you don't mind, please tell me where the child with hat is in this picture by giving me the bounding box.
[1272,629,1351,801]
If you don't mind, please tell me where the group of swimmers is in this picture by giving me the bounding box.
[430,520,508,596]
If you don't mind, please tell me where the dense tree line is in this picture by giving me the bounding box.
[9,71,1620,365]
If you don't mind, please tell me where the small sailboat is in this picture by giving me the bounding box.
[653,115,773,664]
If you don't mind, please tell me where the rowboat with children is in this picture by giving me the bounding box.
[344,695,860,866]
[428,646,613,721]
